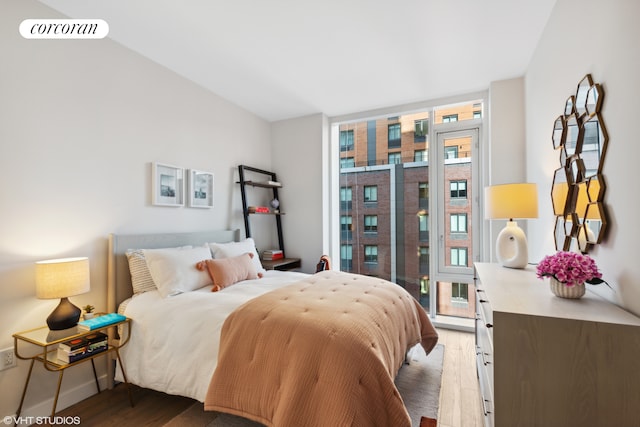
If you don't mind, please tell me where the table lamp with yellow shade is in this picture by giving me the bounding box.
[485,183,538,269]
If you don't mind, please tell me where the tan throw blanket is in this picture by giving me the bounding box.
[204,271,438,427]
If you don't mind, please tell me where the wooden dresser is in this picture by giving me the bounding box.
[474,262,640,427]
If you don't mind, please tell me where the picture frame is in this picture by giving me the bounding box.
[152,162,184,207]
[188,169,214,208]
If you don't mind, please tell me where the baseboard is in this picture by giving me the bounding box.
[16,374,108,420]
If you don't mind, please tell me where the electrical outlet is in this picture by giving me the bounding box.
[0,348,17,371]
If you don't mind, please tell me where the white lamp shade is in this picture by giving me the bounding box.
[36,257,90,299]
[484,183,538,220]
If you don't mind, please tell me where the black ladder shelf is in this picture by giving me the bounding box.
[237,165,300,271]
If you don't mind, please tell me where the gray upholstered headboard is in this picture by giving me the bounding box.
[107,229,241,313]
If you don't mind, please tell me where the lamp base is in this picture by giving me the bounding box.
[46,297,81,330]
[496,221,528,269]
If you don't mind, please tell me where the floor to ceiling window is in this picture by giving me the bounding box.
[333,100,482,320]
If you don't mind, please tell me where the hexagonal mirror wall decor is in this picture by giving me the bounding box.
[550,74,607,253]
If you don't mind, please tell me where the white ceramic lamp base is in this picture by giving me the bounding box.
[496,221,528,269]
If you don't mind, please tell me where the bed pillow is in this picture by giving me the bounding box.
[125,246,193,294]
[143,246,213,297]
[196,253,263,292]
[208,238,266,275]
[125,249,157,294]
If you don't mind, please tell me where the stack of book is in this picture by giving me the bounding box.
[57,332,108,363]
[262,249,283,260]
[248,206,270,213]
[77,312,126,331]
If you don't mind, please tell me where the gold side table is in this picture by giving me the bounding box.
[12,316,133,421]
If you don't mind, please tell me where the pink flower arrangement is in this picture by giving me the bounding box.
[536,251,602,287]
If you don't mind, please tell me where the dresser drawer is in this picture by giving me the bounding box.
[476,288,493,325]
[476,288,493,339]
[476,347,495,427]
[476,315,494,394]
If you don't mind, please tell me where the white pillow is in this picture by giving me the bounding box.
[208,238,265,275]
[143,246,212,297]
[125,246,192,294]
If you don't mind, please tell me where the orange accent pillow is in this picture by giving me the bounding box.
[196,253,263,292]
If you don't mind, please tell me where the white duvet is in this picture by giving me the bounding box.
[115,270,310,401]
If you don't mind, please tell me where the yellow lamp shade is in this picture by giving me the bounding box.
[484,183,538,220]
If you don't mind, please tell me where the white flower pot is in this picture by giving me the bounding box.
[550,278,585,299]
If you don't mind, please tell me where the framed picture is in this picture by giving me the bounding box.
[152,162,184,207]
[188,169,214,208]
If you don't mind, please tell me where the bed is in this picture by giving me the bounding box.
[107,230,438,427]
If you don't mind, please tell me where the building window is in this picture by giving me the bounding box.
[340,157,355,168]
[364,215,378,233]
[364,245,378,263]
[335,100,482,320]
[419,213,429,241]
[414,119,428,142]
[473,110,481,119]
[419,247,429,275]
[451,282,469,302]
[340,130,354,151]
[419,182,428,209]
[341,244,353,270]
[414,149,427,162]
[341,216,352,240]
[444,146,458,159]
[450,213,467,233]
[450,180,467,198]
[450,247,468,266]
[388,152,402,164]
[341,215,352,234]
[340,186,352,210]
[364,185,378,202]
[388,123,401,148]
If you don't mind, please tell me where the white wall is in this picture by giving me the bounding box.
[526,0,640,314]
[485,77,527,262]
[0,0,272,418]
[271,113,326,273]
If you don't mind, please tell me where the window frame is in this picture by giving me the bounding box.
[388,123,401,148]
[414,149,427,162]
[364,214,378,233]
[340,129,354,151]
[327,94,485,323]
[450,247,468,267]
[364,245,378,263]
[364,185,378,202]
[450,180,468,198]
[450,213,468,233]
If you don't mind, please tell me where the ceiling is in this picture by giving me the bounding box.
[38,0,557,122]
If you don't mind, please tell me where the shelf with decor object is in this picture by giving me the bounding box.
[237,165,300,271]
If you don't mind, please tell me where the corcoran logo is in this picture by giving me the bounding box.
[19,19,109,39]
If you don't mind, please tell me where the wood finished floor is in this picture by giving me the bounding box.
[51,328,483,427]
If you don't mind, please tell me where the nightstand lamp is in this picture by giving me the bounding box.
[485,183,538,269]
[36,257,90,330]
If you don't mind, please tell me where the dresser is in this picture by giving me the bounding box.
[474,262,640,427]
